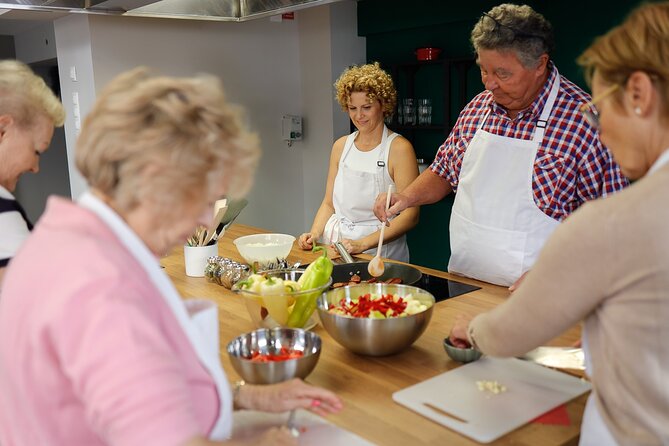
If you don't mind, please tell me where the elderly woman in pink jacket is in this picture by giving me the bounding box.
[0,68,342,446]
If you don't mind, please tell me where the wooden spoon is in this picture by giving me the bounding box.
[368,185,393,277]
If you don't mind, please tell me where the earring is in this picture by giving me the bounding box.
[634,107,642,116]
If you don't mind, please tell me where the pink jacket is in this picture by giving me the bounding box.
[0,197,219,445]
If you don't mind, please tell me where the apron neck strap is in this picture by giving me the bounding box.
[478,69,561,143]
[533,69,561,143]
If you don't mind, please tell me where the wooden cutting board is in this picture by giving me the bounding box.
[393,357,591,444]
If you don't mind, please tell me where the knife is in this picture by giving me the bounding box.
[286,409,299,437]
[520,346,585,371]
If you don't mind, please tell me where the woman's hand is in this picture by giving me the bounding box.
[237,378,343,416]
[335,238,366,255]
[183,427,297,446]
[449,314,473,348]
[251,427,298,446]
[298,233,317,250]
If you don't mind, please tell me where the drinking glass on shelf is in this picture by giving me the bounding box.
[418,98,432,125]
[402,98,416,126]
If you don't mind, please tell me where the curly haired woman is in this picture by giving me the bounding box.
[299,63,419,262]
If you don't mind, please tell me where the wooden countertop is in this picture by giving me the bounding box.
[161,224,586,446]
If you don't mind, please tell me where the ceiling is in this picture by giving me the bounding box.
[0,9,68,35]
[0,0,348,36]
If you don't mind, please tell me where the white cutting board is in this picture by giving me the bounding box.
[232,409,374,446]
[393,357,591,444]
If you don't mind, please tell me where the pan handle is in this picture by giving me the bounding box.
[334,241,356,264]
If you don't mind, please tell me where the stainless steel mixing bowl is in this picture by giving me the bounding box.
[316,283,435,356]
[226,327,321,384]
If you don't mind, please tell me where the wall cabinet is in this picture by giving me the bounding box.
[387,57,476,138]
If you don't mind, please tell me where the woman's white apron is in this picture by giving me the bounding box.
[323,126,409,262]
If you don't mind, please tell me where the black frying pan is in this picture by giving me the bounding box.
[330,261,422,287]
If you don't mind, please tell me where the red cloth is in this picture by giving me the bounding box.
[532,404,571,425]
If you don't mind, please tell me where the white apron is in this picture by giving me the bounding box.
[323,126,410,262]
[78,192,233,440]
[448,71,562,286]
[580,149,669,445]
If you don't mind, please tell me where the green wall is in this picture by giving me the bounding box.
[358,0,642,271]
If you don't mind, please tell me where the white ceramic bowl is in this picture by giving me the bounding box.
[233,233,296,269]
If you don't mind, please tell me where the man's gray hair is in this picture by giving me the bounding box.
[471,4,554,68]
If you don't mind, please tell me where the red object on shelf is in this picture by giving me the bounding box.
[282,12,295,20]
[415,47,442,61]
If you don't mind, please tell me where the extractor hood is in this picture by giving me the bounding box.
[0,0,348,21]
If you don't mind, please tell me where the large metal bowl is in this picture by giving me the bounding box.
[226,328,321,384]
[316,283,435,356]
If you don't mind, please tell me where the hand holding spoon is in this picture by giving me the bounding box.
[368,185,392,277]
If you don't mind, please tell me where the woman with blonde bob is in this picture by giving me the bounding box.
[0,68,342,446]
[299,62,419,261]
[449,3,669,445]
[0,60,65,282]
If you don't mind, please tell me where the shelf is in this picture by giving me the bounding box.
[389,124,448,131]
[388,57,475,141]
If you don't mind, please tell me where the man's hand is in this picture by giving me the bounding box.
[373,192,410,224]
[508,271,529,292]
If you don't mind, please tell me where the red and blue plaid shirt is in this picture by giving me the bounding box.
[430,63,628,221]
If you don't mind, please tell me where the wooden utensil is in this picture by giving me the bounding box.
[203,205,227,246]
[368,185,392,277]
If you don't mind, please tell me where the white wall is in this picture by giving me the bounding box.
[297,1,365,234]
[52,2,364,236]
[53,14,97,200]
[13,22,56,63]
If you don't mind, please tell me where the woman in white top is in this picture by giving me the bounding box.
[298,63,419,262]
[0,60,65,283]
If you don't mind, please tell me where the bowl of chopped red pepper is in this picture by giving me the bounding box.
[226,327,321,384]
[316,283,435,356]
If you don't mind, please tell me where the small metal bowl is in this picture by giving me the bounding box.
[443,337,482,363]
[226,328,321,384]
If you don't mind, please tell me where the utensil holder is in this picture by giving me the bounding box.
[184,243,219,277]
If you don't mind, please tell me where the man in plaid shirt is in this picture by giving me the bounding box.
[374,4,627,287]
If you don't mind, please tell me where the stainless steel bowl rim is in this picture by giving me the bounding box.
[317,282,436,312]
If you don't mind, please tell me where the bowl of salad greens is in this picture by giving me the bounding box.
[233,248,333,329]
